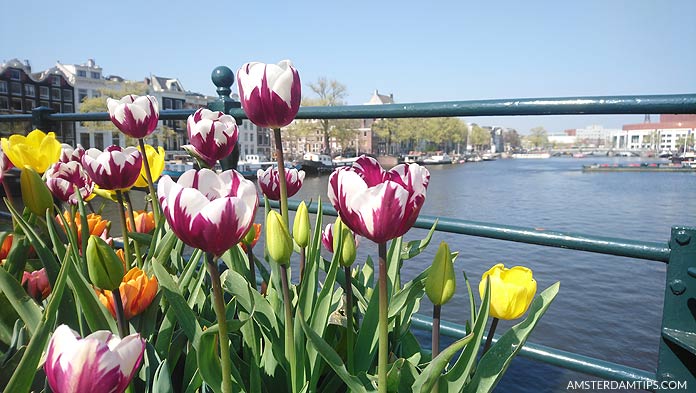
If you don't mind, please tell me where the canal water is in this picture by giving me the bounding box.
[290,156,695,392]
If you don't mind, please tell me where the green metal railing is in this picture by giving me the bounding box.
[1,66,695,390]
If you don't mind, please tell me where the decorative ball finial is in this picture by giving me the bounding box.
[211,66,234,98]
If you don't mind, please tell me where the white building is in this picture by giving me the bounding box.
[574,125,622,147]
[613,115,696,152]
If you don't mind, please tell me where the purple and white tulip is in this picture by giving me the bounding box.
[157,168,258,257]
[81,146,143,191]
[59,143,85,163]
[321,223,335,252]
[237,60,301,129]
[45,161,94,205]
[107,95,159,139]
[257,166,305,201]
[328,155,430,244]
[182,108,238,168]
[44,324,145,393]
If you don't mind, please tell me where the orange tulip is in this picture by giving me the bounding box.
[240,223,261,252]
[0,234,13,263]
[59,211,111,244]
[97,267,158,320]
[126,210,155,234]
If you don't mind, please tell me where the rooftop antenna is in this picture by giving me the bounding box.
[643,114,651,123]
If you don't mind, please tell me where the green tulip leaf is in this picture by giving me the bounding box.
[299,311,374,393]
[0,268,42,336]
[128,231,154,246]
[151,359,173,393]
[152,260,203,346]
[413,332,474,393]
[464,282,561,393]
[197,324,246,393]
[400,219,438,260]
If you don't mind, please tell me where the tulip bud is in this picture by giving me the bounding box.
[20,166,54,215]
[293,201,310,248]
[425,242,456,306]
[339,229,356,268]
[266,210,293,265]
[87,235,125,290]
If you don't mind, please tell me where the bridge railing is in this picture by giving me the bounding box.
[1,68,695,390]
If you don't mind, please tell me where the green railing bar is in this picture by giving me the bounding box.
[410,314,658,385]
[1,93,694,124]
[273,199,671,263]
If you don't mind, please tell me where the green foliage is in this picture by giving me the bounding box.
[372,118,468,155]
[526,126,549,148]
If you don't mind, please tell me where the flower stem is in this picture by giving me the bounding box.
[280,265,297,393]
[112,288,129,337]
[299,247,306,285]
[482,317,499,355]
[246,245,256,291]
[206,253,233,393]
[2,179,14,209]
[344,266,355,374]
[432,304,441,393]
[123,192,143,268]
[138,138,161,223]
[378,242,388,393]
[273,128,289,226]
[115,190,132,270]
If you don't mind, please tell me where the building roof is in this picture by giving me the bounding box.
[150,75,185,93]
[623,114,696,130]
[365,89,394,105]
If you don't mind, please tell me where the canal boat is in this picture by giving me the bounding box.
[582,162,696,172]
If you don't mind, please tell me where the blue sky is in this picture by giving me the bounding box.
[3,0,694,134]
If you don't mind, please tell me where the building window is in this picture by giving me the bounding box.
[92,90,101,98]
[0,81,7,93]
[112,132,120,146]
[11,98,22,111]
[10,82,21,95]
[80,133,90,148]
[631,135,639,143]
[63,89,72,101]
[78,89,88,102]
[40,86,49,99]
[94,133,104,149]
[24,84,35,97]
[52,88,61,100]
[163,98,172,109]
[25,99,35,110]
[63,103,73,113]
[40,100,49,108]
[10,69,21,80]
[0,97,8,110]
[51,102,61,112]
[52,75,61,86]
[174,100,183,109]
[91,72,100,79]
[77,70,87,77]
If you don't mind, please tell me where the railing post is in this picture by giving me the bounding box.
[210,66,242,170]
[31,106,55,132]
[657,227,696,388]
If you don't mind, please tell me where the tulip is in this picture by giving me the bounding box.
[133,145,164,188]
[45,161,95,205]
[240,223,261,252]
[59,143,85,163]
[81,146,143,191]
[293,201,310,248]
[97,267,158,320]
[126,210,155,234]
[59,211,110,245]
[45,324,145,393]
[0,129,61,174]
[21,268,51,301]
[158,168,257,257]
[425,242,456,306]
[266,210,293,265]
[321,223,335,253]
[0,233,12,262]
[479,263,537,320]
[237,60,301,129]
[328,155,430,243]
[20,166,54,215]
[87,235,125,291]
[257,166,305,201]
[182,108,238,168]
[0,144,13,183]
[107,94,159,139]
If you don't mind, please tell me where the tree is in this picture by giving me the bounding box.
[80,82,149,145]
[527,126,549,148]
[503,129,522,150]
[469,125,490,151]
[303,77,359,155]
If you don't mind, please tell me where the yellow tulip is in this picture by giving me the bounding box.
[0,129,61,174]
[134,144,165,188]
[479,263,536,320]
